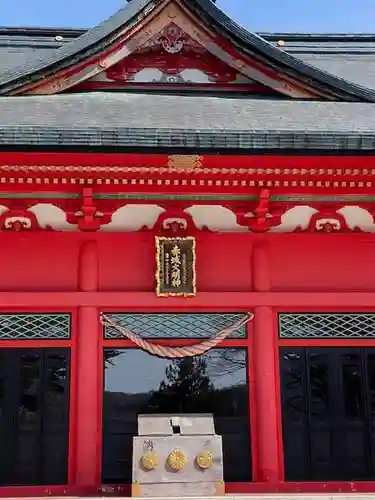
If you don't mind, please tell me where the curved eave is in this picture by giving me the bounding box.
[187,0,375,102]
[0,0,157,95]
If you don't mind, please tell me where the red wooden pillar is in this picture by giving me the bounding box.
[252,237,281,483]
[74,240,101,491]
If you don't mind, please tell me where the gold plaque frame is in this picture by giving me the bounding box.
[155,236,196,297]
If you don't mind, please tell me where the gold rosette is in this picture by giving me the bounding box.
[196,451,213,469]
[167,449,188,471]
[141,451,159,470]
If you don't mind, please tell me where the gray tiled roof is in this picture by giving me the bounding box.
[264,32,375,53]
[265,34,375,92]
[2,28,375,93]
[1,0,375,101]
[184,0,375,101]
[0,92,375,150]
[298,54,375,92]
[0,28,81,72]
[0,48,55,72]
[2,36,374,93]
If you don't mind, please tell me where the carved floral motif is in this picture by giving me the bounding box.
[0,207,55,232]
[157,24,186,54]
[144,206,210,235]
[294,207,363,233]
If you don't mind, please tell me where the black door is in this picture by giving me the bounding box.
[280,347,375,481]
[0,348,70,486]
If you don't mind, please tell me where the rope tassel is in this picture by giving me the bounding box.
[100,313,254,359]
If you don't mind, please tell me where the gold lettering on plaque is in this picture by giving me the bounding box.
[155,236,196,297]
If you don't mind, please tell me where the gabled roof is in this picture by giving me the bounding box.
[0,0,375,100]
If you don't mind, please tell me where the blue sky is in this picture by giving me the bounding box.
[1,0,375,32]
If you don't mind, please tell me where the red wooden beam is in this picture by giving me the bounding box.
[2,152,375,171]
[0,153,374,199]
[252,239,281,482]
[74,241,101,489]
[0,291,375,308]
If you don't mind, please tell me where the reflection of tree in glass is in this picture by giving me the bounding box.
[143,353,249,416]
[18,352,69,419]
[47,354,67,393]
[309,356,329,417]
[104,349,123,368]
[283,352,305,417]
[146,357,214,413]
[207,350,247,384]
[20,354,40,414]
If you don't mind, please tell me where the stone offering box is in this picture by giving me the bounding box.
[132,414,224,497]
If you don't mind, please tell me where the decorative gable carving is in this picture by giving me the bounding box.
[19,0,317,97]
[86,23,254,87]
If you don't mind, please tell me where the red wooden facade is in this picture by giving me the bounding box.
[1,0,375,496]
[1,218,375,496]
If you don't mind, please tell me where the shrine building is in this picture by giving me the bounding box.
[3,0,375,497]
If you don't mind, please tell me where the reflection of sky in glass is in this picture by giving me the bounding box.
[105,349,247,393]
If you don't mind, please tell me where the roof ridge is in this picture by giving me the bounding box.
[261,33,375,40]
[0,27,86,36]
[4,27,375,39]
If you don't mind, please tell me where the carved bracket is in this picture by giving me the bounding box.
[234,190,286,232]
[66,188,111,231]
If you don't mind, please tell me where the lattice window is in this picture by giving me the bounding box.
[103,313,247,339]
[0,314,71,340]
[279,313,375,339]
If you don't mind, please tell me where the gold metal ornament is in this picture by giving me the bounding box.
[167,449,188,470]
[167,155,203,172]
[131,481,141,497]
[195,451,213,469]
[215,480,225,496]
[140,451,159,470]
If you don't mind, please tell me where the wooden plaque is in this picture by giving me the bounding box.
[155,236,196,297]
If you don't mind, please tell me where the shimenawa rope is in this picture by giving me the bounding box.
[100,313,254,359]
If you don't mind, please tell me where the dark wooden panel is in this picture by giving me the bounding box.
[280,347,375,482]
[0,348,70,486]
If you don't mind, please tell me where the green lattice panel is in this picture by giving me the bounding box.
[279,313,375,339]
[0,314,71,340]
[104,313,247,339]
